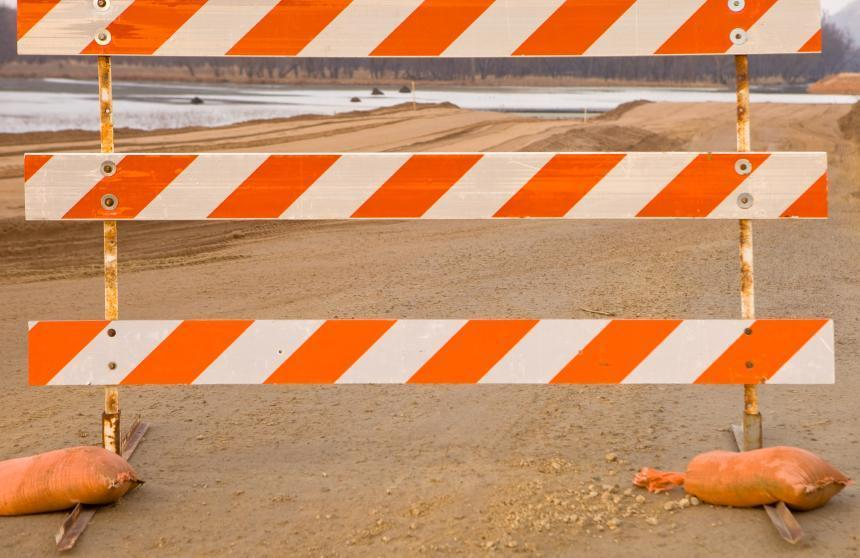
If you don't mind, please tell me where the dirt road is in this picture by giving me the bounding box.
[1,102,858,556]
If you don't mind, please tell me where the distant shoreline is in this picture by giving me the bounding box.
[0,60,747,90]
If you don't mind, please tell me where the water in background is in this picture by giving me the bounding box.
[1,77,858,133]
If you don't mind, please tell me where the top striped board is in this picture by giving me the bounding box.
[24,152,828,220]
[17,0,822,57]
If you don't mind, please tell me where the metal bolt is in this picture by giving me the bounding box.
[745,361,755,369]
[735,158,752,175]
[728,0,745,12]
[107,328,116,337]
[744,327,753,335]
[730,28,748,46]
[737,193,754,209]
[95,29,112,46]
[108,362,117,370]
[100,160,116,176]
[93,0,110,9]
[101,193,118,210]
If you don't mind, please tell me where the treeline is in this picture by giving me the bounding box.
[1,5,856,84]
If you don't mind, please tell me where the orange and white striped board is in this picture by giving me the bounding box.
[29,319,834,386]
[16,0,822,57]
[24,152,828,220]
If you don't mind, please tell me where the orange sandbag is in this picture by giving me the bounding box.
[633,446,851,510]
[0,446,142,516]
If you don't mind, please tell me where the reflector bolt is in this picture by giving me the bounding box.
[745,361,755,369]
[108,362,117,370]
[107,328,116,337]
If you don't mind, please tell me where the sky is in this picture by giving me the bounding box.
[0,0,855,11]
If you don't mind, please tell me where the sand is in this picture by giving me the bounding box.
[0,101,858,556]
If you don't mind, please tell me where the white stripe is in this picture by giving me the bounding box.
[136,154,269,219]
[566,153,697,218]
[25,154,124,220]
[337,320,465,384]
[155,0,281,56]
[728,0,821,54]
[769,322,834,384]
[442,0,566,57]
[279,154,409,219]
[17,0,134,55]
[299,0,423,57]
[48,321,181,386]
[707,153,827,218]
[481,320,608,384]
[193,320,323,384]
[424,153,554,218]
[586,0,706,56]
[622,320,753,384]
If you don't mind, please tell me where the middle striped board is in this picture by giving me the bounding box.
[29,319,834,385]
[24,152,827,220]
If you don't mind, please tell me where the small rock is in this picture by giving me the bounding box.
[690,497,701,506]
[635,495,646,504]
[663,501,677,511]
[678,498,690,509]
[604,452,618,463]
[646,517,659,526]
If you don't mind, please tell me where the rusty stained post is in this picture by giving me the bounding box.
[99,55,121,455]
[411,80,417,111]
[735,54,761,451]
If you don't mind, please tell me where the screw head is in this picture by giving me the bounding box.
[95,29,112,46]
[93,0,110,9]
[107,328,116,337]
[744,327,753,335]
[745,361,755,369]
[728,0,745,12]
[735,158,752,175]
[730,28,748,46]
[737,193,754,210]
[108,361,117,370]
[100,160,116,176]
[101,193,118,211]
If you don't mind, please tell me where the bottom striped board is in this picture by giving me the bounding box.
[28,320,833,386]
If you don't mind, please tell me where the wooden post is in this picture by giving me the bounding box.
[735,54,762,451]
[98,55,121,455]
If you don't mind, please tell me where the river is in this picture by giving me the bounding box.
[1,77,857,133]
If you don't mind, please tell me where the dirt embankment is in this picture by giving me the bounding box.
[808,73,860,95]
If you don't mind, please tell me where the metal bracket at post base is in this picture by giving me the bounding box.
[730,416,804,545]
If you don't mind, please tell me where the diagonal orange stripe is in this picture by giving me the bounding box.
[513,0,636,55]
[352,154,482,218]
[209,155,340,218]
[23,154,52,182]
[29,321,108,386]
[781,174,827,218]
[371,0,494,56]
[81,0,209,55]
[17,0,61,41]
[657,0,779,55]
[265,320,395,384]
[228,0,351,56]
[550,320,682,384]
[121,321,253,385]
[494,154,625,218]
[408,320,538,384]
[636,153,770,217]
[694,320,828,384]
[799,29,822,53]
[63,155,197,219]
